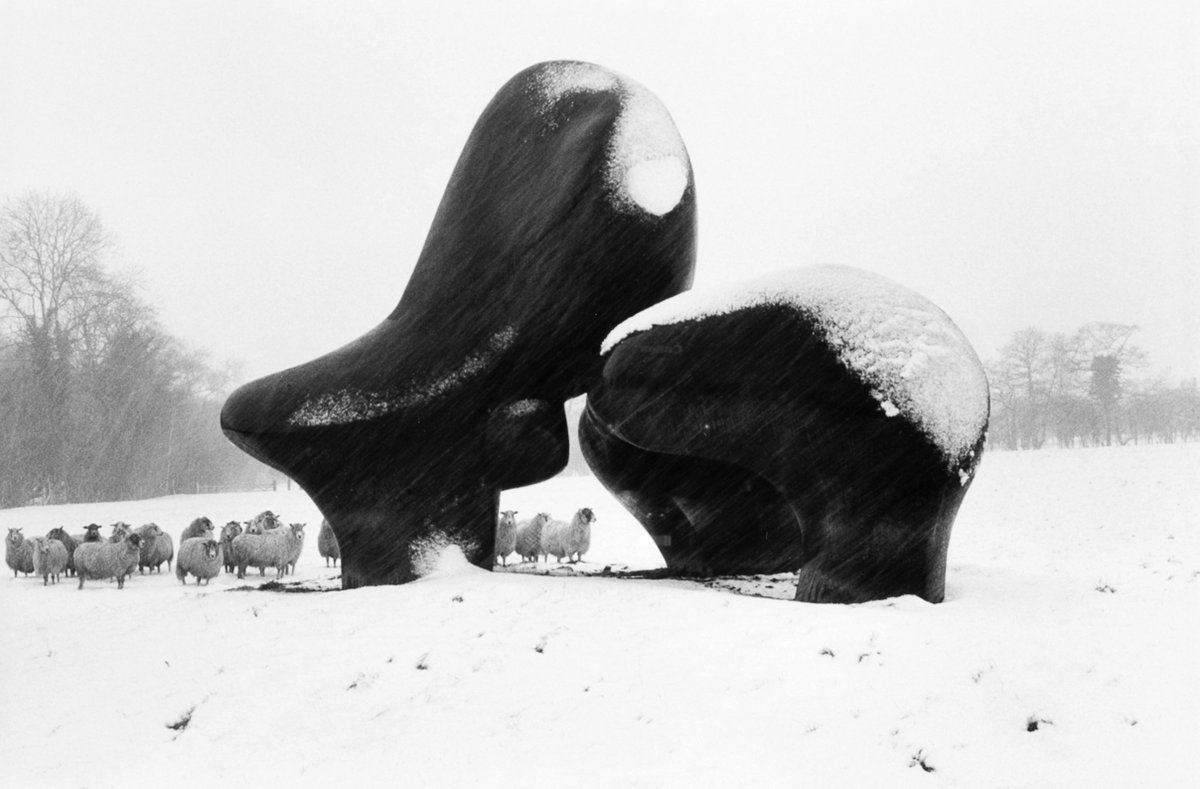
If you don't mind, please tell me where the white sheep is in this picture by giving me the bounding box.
[495,510,518,566]
[540,508,596,563]
[176,537,223,585]
[514,513,551,563]
[180,516,215,543]
[231,526,301,579]
[135,523,174,574]
[282,523,305,575]
[31,537,69,585]
[317,519,340,567]
[219,521,243,573]
[108,521,133,542]
[75,533,143,589]
[245,510,282,535]
[6,528,35,577]
[46,528,78,576]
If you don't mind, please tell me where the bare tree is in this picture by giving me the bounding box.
[0,191,264,505]
[993,327,1051,448]
[0,192,128,497]
[1079,323,1145,445]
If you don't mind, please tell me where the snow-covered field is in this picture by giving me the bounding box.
[2,443,1197,787]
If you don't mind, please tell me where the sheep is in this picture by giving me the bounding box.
[176,537,222,585]
[75,532,143,589]
[495,510,518,566]
[180,516,215,543]
[283,523,305,574]
[540,508,596,563]
[245,510,282,535]
[108,521,133,543]
[31,537,69,585]
[231,526,302,579]
[136,523,174,574]
[46,527,78,576]
[317,518,340,567]
[6,528,35,577]
[514,513,551,563]
[80,524,104,543]
[219,521,243,573]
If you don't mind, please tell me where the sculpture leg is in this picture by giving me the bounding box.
[788,479,966,604]
[318,484,499,588]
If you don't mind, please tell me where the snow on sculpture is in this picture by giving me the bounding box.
[582,266,990,603]
[220,61,697,588]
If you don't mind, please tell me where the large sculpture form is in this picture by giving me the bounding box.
[581,266,989,603]
[221,62,697,587]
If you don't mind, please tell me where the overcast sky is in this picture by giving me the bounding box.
[2,0,1196,385]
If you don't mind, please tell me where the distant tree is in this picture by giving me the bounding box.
[992,327,1051,448]
[0,191,265,506]
[1089,354,1121,445]
[1045,331,1090,447]
[0,191,124,498]
[1079,323,1145,446]
[985,321,1178,451]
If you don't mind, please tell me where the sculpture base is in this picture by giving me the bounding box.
[311,484,500,589]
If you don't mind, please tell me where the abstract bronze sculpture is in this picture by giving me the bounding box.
[582,267,989,603]
[221,61,697,587]
[222,63,989,604]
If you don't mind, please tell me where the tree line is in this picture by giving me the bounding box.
[3,191,1193,506]
[0,191,264,507]
[985,323,1199,450]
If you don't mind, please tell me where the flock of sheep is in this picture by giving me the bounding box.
[5,505,596,586]
[496,507,596,566]
[4,511,340,589]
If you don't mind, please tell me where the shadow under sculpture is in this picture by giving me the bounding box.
[581,266,990,603]
[220,61,697,587]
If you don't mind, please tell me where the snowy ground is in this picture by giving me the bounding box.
[2,443,1198,787]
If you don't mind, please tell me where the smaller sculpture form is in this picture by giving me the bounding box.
[581,266,989,603]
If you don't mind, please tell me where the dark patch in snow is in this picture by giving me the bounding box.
[500,562,799,600]
[910,750,935,773]
[416,654,430,670]
[820,648,836,658]
[229,578,340,594]
[1095,581,1117,593]
[167,706,195,735]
